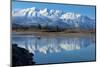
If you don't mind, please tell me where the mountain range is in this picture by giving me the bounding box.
[12,7,95,31]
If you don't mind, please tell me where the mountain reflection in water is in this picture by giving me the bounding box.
[12,34,95,64]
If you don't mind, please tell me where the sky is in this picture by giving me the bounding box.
[12,1,96,19]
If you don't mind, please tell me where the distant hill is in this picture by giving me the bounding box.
[12,7,95,32]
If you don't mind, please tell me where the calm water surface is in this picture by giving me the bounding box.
[12,34,96,64]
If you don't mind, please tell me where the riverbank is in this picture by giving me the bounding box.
[12,30,95,37]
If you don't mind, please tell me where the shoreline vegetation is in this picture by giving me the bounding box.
[12,29,95,37]
[12,22,95,36]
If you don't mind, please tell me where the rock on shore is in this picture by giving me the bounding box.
[12,44,35,66]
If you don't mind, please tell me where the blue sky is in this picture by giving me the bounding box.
[12,1,96,19]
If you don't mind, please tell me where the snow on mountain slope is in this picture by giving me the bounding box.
[12,7,95,29]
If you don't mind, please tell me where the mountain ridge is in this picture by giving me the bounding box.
[12,7,95,30]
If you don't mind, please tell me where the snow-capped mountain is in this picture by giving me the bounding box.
[12,7,95,29]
